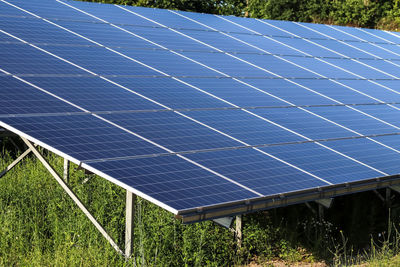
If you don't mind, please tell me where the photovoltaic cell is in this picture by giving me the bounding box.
[231,78,338,106]
[0,16,91,45]
[336,80,400,103]
[0,76,80,115]
[24,76,165,112]
[101,111,243,151]
[0,42,86,75]
[287,79,382,103]
[260,142,382,184]
[0,115,166,161]
[86,155,260,210]
[319,137,400,176]
[108,77,232,109]
[1,0,400,221]
[4,0,97,22]
[185,148,331,195]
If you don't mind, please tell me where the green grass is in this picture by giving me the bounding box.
[2,146,400,266]
[0,149,242,266]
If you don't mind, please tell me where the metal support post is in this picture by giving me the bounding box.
[125,190,136,258]
[305,202,317,215]
[21,137,125,256]
[318,204,324,221]
[0,146,32,179]
[386,188,391,208]
[374,189,385,202]
[235,215,242,248]
[63,158,70,183]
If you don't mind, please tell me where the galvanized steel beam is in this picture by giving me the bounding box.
[125,190,136,259]
[63,158,70,183]
[0,146,32,179]
[21,137,125,257]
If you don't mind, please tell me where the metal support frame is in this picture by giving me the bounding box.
[212,216,234,229]
[374,189,386,202]
[386,188,392,208]
[0,146,32,179]
[63,158,70,183]
[235,215,242,248]
[1,135,137,258]
[390,185,400,194]
[20,137,127,256]
[316,198,332,221]
[318,204,324,221]
[315,198,333,209]
[125,190,136,258]
[305,202,317,215]
[180,175,400,223]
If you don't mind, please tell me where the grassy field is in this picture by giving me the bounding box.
[2,141,400,266]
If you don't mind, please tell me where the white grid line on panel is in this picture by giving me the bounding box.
[2,11,400,48]
[289,22,400,93]
[109,8,400,159]
[328,26,400,58]
[244,19,400,102]
[0,2,336,191]
[297,23,400,76]
[143,12,400,157]
[49,0,391,177]
[38,0,398,176]
[1,0,360,184]
[0,63,265,204]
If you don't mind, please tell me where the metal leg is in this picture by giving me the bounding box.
[305,202,317,215]
[374,189,385,202]
[235,215,242,248]
[0,146,32,178]
[125,190,136,259]
[386,188,391,208]
[21,137,125,256]
[318,204,324,221]
[63,158,70,183]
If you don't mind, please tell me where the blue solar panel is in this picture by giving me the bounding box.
[0,114,166,161]
[105,77,232,109]
[2,0,400,222]
[87,155,260,211]
[305,106,398,135]
[336,80,400,103]
[0,17,91,45]
[23,77,167,112]
[320,137,400,175]
[259,142,383,184]
[0,42,85,75]
[368,29,400,43]
[0,76,80,115]
[101,112,242,151]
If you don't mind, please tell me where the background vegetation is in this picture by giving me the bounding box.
[83,0,400,30]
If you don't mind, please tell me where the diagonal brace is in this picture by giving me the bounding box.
[0,146,33,179]
[21,137,125,257]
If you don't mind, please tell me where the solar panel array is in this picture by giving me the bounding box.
[2,0,400,222]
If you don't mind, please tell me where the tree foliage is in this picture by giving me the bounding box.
[87,0,400,30]
[246,0,399,29]
[83,0,247,16]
